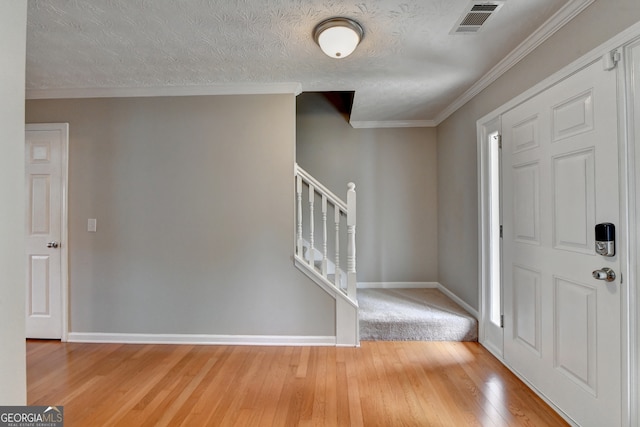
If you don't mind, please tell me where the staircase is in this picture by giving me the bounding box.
[358,288,478,341]
[294,164,359,346]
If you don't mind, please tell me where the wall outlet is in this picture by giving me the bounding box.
[88,218,97,232]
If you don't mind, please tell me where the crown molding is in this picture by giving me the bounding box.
[24,0,593,124]
[26,82,303,100]
[434,0,595,126]
[477,19,640,127]
[349,119,437,129]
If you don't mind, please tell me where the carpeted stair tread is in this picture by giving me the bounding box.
[358,288,478,341]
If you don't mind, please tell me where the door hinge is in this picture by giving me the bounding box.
[603,49,621,71]
[499,225,503,238]
[492,133,502,149]
[500,314,504,328]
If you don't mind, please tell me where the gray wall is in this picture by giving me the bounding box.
[26,95,335,336]
[0,0,27,405]
[437,0,640,309]
[297,93,438,283]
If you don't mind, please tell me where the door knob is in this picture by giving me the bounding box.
[47,241,59,248]
[592,267,615,282]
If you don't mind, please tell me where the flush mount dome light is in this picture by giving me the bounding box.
[313,17,364,59]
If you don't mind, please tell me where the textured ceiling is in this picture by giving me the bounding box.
[26,0,577,126]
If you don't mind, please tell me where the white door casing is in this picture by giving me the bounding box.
[25,123,68,340]
[501,60,621,426]
[478,116,504,358]
[626,37,640,427]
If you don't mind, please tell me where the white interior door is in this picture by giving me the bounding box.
[502,60,621,426]
[25,124,68,339]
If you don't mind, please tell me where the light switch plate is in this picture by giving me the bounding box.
[88,218,97,232]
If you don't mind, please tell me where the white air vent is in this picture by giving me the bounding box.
[451,1,505,34]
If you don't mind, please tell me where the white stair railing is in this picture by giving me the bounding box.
[294,164,357,305]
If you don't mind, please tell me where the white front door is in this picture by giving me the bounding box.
[502,60,621,426]
[25,124,68,339]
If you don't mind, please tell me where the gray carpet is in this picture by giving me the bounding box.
[358,288,478,341]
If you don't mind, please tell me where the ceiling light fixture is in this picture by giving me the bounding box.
[313,17,364,59]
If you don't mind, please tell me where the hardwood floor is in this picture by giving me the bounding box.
[27,340,568,426]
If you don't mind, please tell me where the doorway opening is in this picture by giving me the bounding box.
[25,123,69,341]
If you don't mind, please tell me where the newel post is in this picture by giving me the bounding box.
[346,182,357,300]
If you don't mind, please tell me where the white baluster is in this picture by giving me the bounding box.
[308,184,315,266]
[346,182,356,299]
[322,195,328,277]
[334,207,341,289]
[296,175,303,258]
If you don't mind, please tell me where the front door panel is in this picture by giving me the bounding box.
[502,60,621,427]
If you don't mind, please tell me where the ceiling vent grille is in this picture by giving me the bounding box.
[471,4,499,12]
[451,1,505,34]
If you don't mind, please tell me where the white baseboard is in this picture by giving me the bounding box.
[436,284,479,319]
[357,281,479,319]
[357,282,438,289]
[67,332,336,346]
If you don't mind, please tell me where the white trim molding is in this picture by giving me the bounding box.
[23,1,592,127]
[624,37,640,427]
[26,82,303,100]
[435,0,595,126]
[436,284,479,320]
[478,20,640,126]
[67,332,336,346]
[476,116,503,357]
[349,120,437,129]
[348,0,596,129]
[357,281,438,289]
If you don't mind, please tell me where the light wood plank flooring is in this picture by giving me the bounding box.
[27,340,568,426]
